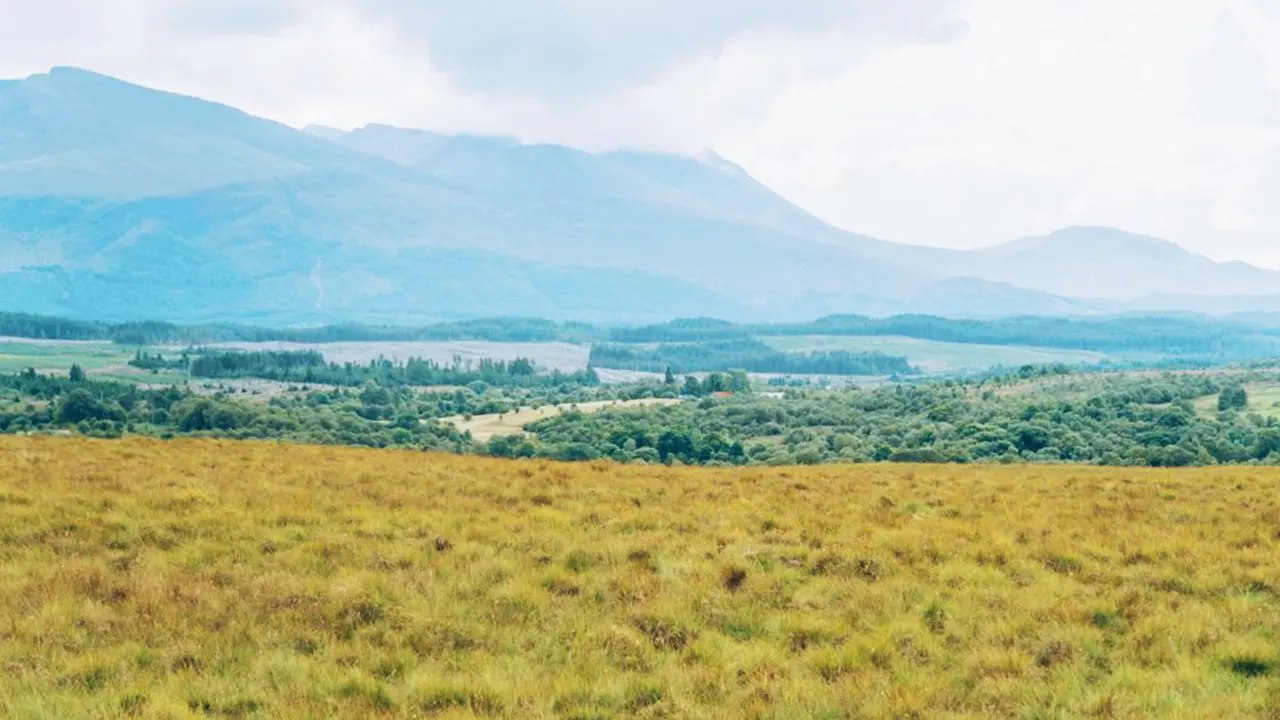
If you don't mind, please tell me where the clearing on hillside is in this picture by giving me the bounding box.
[441,398,682,441]
[1,437,1278,719]
[1193,381,1280,420]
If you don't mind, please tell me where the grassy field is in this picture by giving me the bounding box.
[0,339,200,387]
[442,399,682,442]
[2,438,1279,718]
[1194,382,1280,420]
[760,335,1113,373]
[0,339,138,376]
[0,337,597,388]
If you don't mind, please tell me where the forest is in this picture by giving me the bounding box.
[172,350,598,388]
[0,366,629,450]
[5,358,1280,468]
[587,339,916,375]
[5,310,1280,361]
[516,370,1280,466]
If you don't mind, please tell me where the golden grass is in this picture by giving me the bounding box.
[1,437,1279,719]
[442,399,682,442]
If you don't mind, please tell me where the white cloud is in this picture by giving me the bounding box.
[3,0,1280,269]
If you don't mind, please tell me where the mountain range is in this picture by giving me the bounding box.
[0,66,1276,324]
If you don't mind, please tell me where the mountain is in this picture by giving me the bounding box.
[901,278,1099,317]
[0,67,435,198]
[0,67,1277,325]
[0,68,938,324]
[316,123,856,244]
[964,227,1280,299]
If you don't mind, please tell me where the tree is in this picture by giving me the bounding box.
[657,429,695,461]
[68,364,86,383]
[360,380,393,407]
[682,376,702,397]
[176,398,217,432]
[56,389,105,424]
[510,358,535,376]
[664,366,676,385]
[1218,385,1248,412]
[703,373,729,394]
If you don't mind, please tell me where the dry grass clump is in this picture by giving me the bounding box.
[1,437,1279,718]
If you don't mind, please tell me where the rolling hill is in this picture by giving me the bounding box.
[0,67,1277,324]
[966,226,1280,299]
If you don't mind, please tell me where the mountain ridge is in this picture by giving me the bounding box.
[0,67,1276,324]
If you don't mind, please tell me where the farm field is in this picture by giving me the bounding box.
[442,398,682,441]
[2,438,1279,718]
[759,335,1114,373]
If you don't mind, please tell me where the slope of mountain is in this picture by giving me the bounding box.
[318,123,906,259]
[964,226,1280,299]
[903,277,1099,317]
[0,68,945,323]
[0,67,1276,325]
[0,67,447,198]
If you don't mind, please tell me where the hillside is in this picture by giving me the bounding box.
[0,69,923,324]
[966,226,1280,299]
[1,68,1278,324]
[3,436,1277,718]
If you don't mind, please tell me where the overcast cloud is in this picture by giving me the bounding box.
[3,0,1280,269]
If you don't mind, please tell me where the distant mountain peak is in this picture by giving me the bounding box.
[302,124,348,142]
[46,65,105,77]
[352,123,521,147]
[966,225,1280,300]
[1053,225,1180,246]
[993,226,1190,257]
[27,66,152,92]
[694,148,748,176]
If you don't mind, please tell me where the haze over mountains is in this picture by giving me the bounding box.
[0,67,1276,324]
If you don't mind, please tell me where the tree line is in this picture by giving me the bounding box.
[175,350,598,388]
[6,310,1280,361]
[589,339,916,376]
[510,370,1280,467]
[5,362,1280,469]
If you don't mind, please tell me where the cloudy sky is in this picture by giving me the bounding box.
[4,0,1280,268]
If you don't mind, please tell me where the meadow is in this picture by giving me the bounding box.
[442,398,683,442]
[0,340,140,379]
[1,438,1278,718]
[1194,381,1280,420]
[758,336,1113,374]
